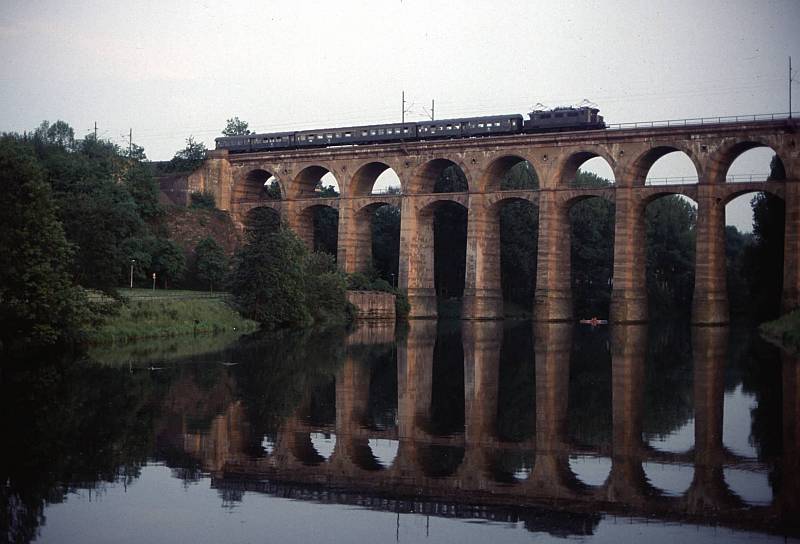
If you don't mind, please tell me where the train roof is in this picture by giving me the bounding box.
[216,131,295,141]
[417,114,524,125]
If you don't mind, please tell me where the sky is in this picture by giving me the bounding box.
[1,0,798,230]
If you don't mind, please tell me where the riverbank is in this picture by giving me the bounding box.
[759,309,800,355]
[86,289,259,344]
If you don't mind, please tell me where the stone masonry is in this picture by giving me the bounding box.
[188,119,799,323]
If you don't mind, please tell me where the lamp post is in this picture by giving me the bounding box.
[130,259,135,288]
[152,272,156,291]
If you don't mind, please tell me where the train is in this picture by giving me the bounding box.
[214,106,605,153]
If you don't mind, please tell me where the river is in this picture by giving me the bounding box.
[2,319,798,543]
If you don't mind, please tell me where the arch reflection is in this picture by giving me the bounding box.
[154,319,794,536]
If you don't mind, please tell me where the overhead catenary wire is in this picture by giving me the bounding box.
[82,74,788,158]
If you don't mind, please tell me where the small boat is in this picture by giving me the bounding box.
[579,317,608,326]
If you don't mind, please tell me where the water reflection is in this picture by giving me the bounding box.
[2,319,798,542]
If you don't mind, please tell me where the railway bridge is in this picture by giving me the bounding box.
[190,117,800,323]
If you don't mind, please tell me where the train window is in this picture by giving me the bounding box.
[478,123,484,128]
[403,127,409,133]
[494,122,500,126]
[511,120,517,126]
[378,129,384,135]
[568,112,578,117]
[555,113,564,118]
[362,130,368,136]
[325,133,332,139]
[370,130,376,136]
[454,123,460,129]
[317,135,323,140]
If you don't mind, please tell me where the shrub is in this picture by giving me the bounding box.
[190,191,216,209]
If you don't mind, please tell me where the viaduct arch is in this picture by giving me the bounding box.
[189,118,800,324]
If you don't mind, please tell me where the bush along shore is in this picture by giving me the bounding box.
[759,309,800,355]
[85,289,258,345]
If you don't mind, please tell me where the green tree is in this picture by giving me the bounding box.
[228,226,311,328]
[149,238,186,288]
[433,166,469,298]
[569,172,615,316]
[371,202,401,284]
[303,252,351,325]
[56,175,143,291]
[645,196,696,313]
[0,137,91,351]
[222,116,251,136]
[499,162,539,310]
[313,184,339,256]
[164,136,207,173]
[194,237,227,291]
[189,191,216,209]
[740,154,786,319]
[33,119,76,149]
[124,160,163,221]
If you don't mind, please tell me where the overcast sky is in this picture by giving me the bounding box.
[2,0,798,229]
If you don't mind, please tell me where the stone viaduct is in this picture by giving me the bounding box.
[188,118,800,323]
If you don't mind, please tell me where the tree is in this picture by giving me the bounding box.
[645,196,696,313]
[569,175,615,316]
[303,252,350,324]
[313,185,339,256]
[164,136,207,173]
[228,226,311,328]
[33,120,76,150]
[0,137,91,351]
[190,191,216,209]
[741,155,786,319]
[222,116,251,136]
[433,166,469,298]
[149,238,186,288]
[194,237,227,291]
[56,174,143,291]
[124,160,163,221]
[499,162,539,310]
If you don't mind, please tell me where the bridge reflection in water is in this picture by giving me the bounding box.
[163,321,799,537]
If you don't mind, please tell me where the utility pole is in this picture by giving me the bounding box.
[790,56,793,118]
[129,128,133,157]
[94,121,97,139]
[402,91,405,124]
[422,99,435,121]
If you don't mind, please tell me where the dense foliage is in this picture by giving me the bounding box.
[0,137,94,351]
[162,136,207,173]
[0,121,233,350]
[222,116,251,136]
[193,237,228,292]
[228,218,353,329]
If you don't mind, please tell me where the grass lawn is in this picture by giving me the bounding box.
[86,289,258,344]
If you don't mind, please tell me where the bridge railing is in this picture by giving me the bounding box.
[644,173,772,186]
[606,112,798,130]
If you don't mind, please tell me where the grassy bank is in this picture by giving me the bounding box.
[759,309,800,354]
[86,289,259,344]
